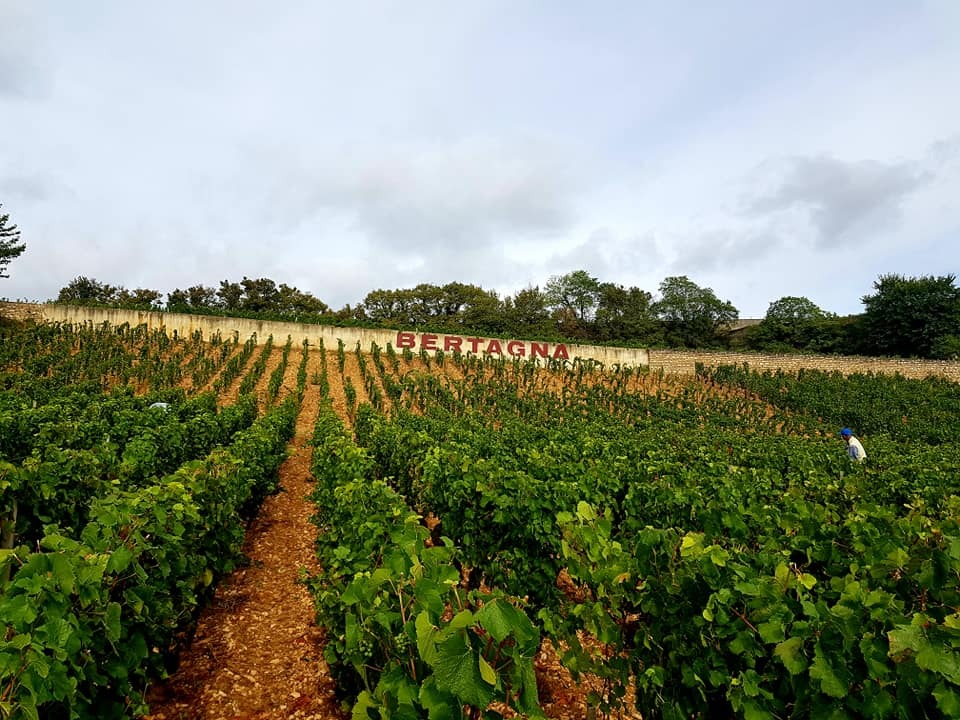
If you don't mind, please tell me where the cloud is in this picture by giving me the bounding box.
[668,227,773,274]
[0,5,47,98]
[544,228,664,279]
[748,155,929,246]
[0,173,69,203]
[238,136,586,290]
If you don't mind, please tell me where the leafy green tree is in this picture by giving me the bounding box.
[450,284,504,333]
[57,276,119,304]
[360,283,503,331]
[116,288,163,308]
[747,296,833,351]
[408,283,445,325]
[654,275,738,347]
[544,270,601,323]
[860,274,960,358]
[503,287,552,337]
[594,283,659,342]
[0,204,26,279]
[216,280,244,310]
[168,284,218,309]
[238,277,280,312]
[361,288,407,324]
[277,283,329,316]
[765,296,826,323]
[507,287,549,326]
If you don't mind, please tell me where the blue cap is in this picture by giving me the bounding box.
[840,428,852,437]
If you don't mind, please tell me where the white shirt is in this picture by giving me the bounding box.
[846,436,866,462]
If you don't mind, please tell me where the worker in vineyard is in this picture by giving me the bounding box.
[840,428,866,462]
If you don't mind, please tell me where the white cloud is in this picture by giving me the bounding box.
[748,156,929,247]
[1,2,958,318]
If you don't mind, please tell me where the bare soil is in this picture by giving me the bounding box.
[141,348,645,720]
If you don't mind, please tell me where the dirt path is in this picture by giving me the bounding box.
[140,346,635,720]
[142,351,346,720]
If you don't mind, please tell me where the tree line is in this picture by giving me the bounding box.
[52,271,960,360]
[3,203,958,358]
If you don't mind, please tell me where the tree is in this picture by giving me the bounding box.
[277,284,329,316]
[116,288,162,308]
[747,296,832,351]
[654,276,738,347]
[503,287,554,338]
[764,296,826,323]
[544,271,601,323]
[860,274,960,358]
[362,288,406,324]
[188,285,217,308]
[0,204,26,279]
[239,277,280,312]
[444,283,504,333]
[57,277,118,304]
[217,280,244,310]
[168,285,218,309]
[594,283,658,342]
[507,287,549,326]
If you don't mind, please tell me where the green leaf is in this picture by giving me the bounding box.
[479,655,497,686]
[475,598,538,652]
[934,684,960,717]
[680,532,703,558]
[413,578,445,616]
[888,622,923,659]
[576,501,596,522]
[476,599,515,643]
[809,645,847,698]
[106,545,133,574]
[774,637,807,674]
[6,633,31,650]
[707,545,728,567]
[351,690,377,720]
[758,621,785,644]
[416,611,439,666]
[50,553,76,594]
[419,677,456,720]
[742,700,775,720]
[39,618,73,655]
[104,602,122,643]
[444,609,474,633]
[774,563,790,589]
[887,616,959,682]
[433,631,496,709]
[949,537,960,561]
[798,573,817,590]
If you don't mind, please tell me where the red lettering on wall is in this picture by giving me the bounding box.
[397,331,416,350]
[398,332,569,361]
[444,336,463,352]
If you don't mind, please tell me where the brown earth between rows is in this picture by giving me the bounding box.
[142,347,649,720]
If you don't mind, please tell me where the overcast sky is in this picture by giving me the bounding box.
[1,1,958,317]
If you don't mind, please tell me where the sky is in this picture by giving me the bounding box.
[1,1,958,318]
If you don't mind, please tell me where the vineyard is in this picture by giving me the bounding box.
[1,321,959,719]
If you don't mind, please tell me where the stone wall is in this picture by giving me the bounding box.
[649,349,960,381]
[5,302,959,381]
[0,301,44,322]
[0,303,650,368]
